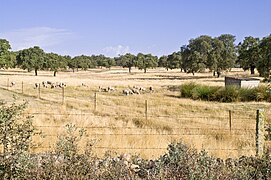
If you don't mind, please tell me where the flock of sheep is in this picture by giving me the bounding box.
[34,81,67,89]
[99,85,154,95]
[8,81,154,96]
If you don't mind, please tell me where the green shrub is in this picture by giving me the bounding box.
[180,83,271,103]
[191,85,220,101]
[239,87,258,101]
[257,85,271,102]
[0,101,38,179]
[180,82,197,98]
[213,86,240,102]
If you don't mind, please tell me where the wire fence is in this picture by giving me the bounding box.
[1,79,270,158]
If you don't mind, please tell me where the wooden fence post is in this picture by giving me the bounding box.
[38,84,41,99]
[145,100,148,120]
[229,110,232,132]
[62,87,65,104]
[7,78,9,90]
[94,92,97,111]
[256,109,265,157]
[22,81,24,94]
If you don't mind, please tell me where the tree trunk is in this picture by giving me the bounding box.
[250,66,255,75]
[129,67,131,73]
[166,68,169,71]
[144,68,147,73]
[54,71,57,77]
[213,71,216,76]
[35,69,38,76]
[72,68,75,73]
[217,71,221,78]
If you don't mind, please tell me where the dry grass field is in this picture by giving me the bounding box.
[0,67,271,159]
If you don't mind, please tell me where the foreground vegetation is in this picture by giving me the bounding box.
[1,68,270,159]
[180,82,271,102]
[0,101,271,179]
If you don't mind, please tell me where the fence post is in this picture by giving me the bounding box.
[62,87,65,104]
[94,92,97,111]
[256,109,265,157]
[229,110,232,132]
[22,81,24,94]
[7,78,9,90]
[145,100,148,120]
[38,84,41,99]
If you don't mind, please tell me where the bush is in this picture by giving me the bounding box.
[180,83,271,103]
[212,86,240,102]
[0,100,38,179]
[180,82,197,98]
[239,87,258,101]
[191,85,220,101]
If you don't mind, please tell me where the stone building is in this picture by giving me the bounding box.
[225,76,260,88]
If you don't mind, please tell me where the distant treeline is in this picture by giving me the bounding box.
[0,34,270,78]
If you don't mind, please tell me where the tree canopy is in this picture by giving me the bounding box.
[116,53,136,73]
[0,39,16,69]
[136,53,158,73]
[0,33,270,78]
[257,34,271,79]
[238,36,261,74]
[45,53,68,76]
[16,46,45,76]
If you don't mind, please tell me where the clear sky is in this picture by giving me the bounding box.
[1,0,270,57]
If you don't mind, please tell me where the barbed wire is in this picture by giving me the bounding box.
[39,133,255,137]
[33,146,256,151]
[34,125,255,131]
[22,112,255,121]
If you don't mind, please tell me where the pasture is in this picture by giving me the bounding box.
[0,67,270,159]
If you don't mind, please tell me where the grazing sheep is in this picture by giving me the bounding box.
[50,83,56,89]
[99,86,108,92]
[139,87,146,91]
[42,81,48,88]
[107,86,115,92]
[60,82,66,88]
[123,89,133,95]
[133,85,146,92]
[81,83,88,87]
[57,82,66,88]
[34,83,40,89]
[149,86,154,93]
[47,81,52,85]
[131,88,140,94]
[55,82,61,87]
[10,82,15,87]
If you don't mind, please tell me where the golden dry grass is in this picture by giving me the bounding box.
[0,67,270,159]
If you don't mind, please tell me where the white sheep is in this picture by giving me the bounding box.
[34,83,40,89]
[81,83,88,87]
[123,89,133,95]
[131,88,140,94]
[99,86,108,92]
[107,86,115,92]
[10,82,15,87]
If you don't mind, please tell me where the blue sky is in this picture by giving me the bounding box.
[1,0,270,57]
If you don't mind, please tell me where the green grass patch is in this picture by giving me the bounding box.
[180,83,271,103]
